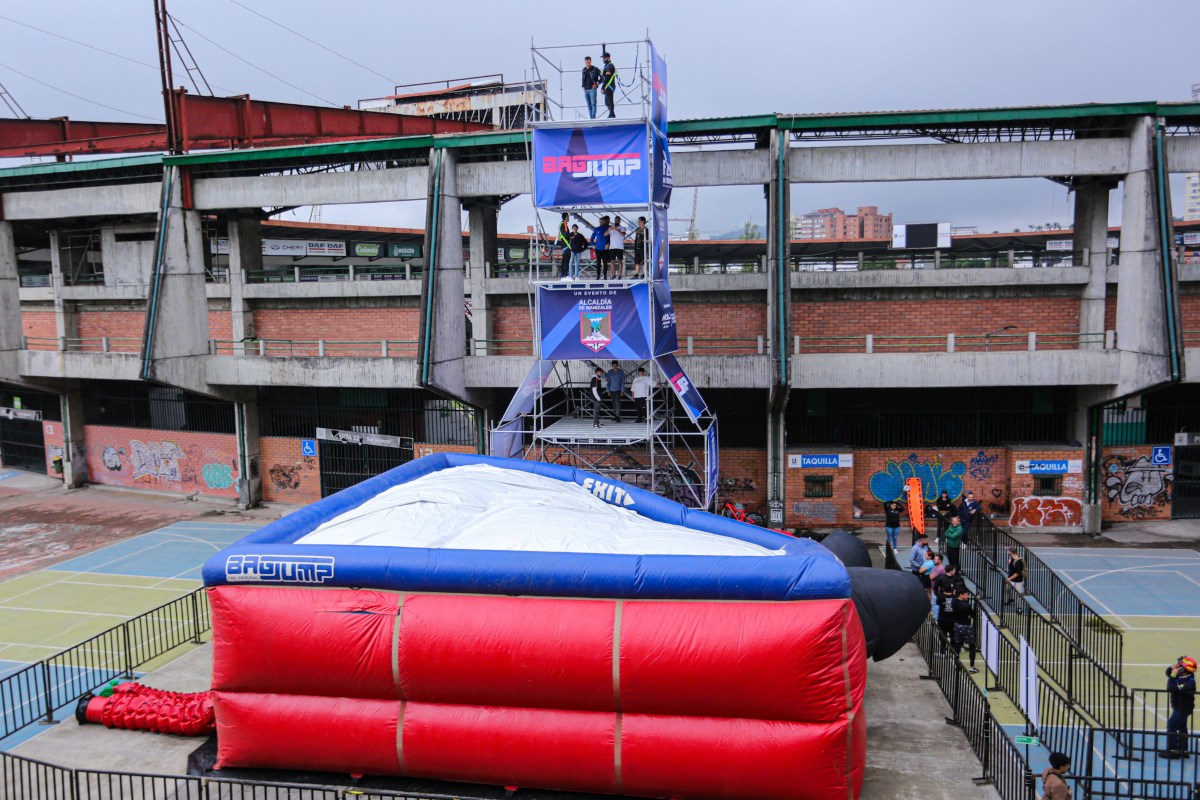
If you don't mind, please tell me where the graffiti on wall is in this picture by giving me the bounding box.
[129,440,184,482]
[268,456,317,493]
[968,450,1000,481]
[869,455,966,504]
[717,475,757,494]
[791,501,838,524]
[1009,496,1083,527]
[1103,454,1172,519]
[202,463,235,490]
[101,446,124,471]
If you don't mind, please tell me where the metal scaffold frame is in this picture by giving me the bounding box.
[516,359,716,508]
[529,38,653,123]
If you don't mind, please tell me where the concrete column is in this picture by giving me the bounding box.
[1073,180,1111,349]
[1115,116,1175,395]
[419,148,470,401]
[0,222,21,378]
[142,169,212,395]
[765,129,791,512]
[59,389,89,489]
[234,398,262,509]
[466,202,498,354]
[48,231,77,344]
[226,217,261,343]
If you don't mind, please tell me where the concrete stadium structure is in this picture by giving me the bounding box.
[2,101,1200,532]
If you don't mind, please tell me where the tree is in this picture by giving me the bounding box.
[741,219,761,240]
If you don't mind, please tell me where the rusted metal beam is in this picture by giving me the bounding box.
[0,91,491,158]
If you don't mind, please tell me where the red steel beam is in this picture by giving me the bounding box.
[0,91,492,158]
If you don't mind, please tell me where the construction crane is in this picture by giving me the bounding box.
[669,188,700,240]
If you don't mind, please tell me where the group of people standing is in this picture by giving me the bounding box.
[588,361,658,427]
[556,212,648,281]
[581,53,618,119]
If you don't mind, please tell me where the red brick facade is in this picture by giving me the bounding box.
[252,308,421,356]
[77,311,145,351]
[208,310,233,344]
[260,437,321,505]
[1099,445,1173,522]
[490,306,534,355]
[675,302,766,354]
[20,310,56,349]
[42,420,64,478]
[82,425,239,499]
[1180,293,1200,346]
[792,296,1081,352]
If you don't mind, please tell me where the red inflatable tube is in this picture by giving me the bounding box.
[214,692,865,800]
[210,587,865,723]
[79,682,214,736]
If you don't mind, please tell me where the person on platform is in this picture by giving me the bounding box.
[590,368,605,428]
[607,216,627,278]
[606,361,626,422]
[581,56,601,119]
[1004,546,1026,607]
[1160,656,1197,758]
[632,367,655,423]
[960,490,980,535]
[567,225,588,280]
[601,52,618,118]
[556,212,572,278]
[632,216,648,279]
[944,515,965,569]
[590,217,610,279]
[883,499,905,552]
[1041,753,1072,800]
[933,490,958,544]
[936,573,955,647]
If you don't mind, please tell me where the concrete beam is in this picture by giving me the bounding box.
[789,266,1090,290]
[19,350,142,381]
[206,354,418,388]
[2,182,160,220]
[789,139,1130,183]
[241,278,422,300]
[673,149,772,187]
[457,160,529,197]
[1165,137,1200,174]
[792,350,1119,389]
[191,167,426,210]
[419,147,469,401]
[1074,182,1110,348]
[0,222,21,382]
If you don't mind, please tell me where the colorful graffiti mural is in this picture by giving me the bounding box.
[869,455,966,504]
[130,440,184,482]
[1103,453,1172,519]
[83,426,240,499]
[1009,496,1083,527]
[968,450,1000,481]
[202,463,235,490]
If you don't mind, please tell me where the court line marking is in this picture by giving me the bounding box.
[0,605,127,618]
[1051,563,1200,622]
[1034,548,1200,556]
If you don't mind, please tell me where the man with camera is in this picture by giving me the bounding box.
[1160,656,1196,758]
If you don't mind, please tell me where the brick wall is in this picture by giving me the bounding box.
[491,306,534,355]
[414,442,477,458]
[260,437,321,505]
[77,311,144,351]
[42,420,64,478]
[1007,448,1085,527]
[1180,293,1199,346]
[253,308,421,355]
[785,454,855,527]
[208,310,233,344]
[1104,292,1117,334]
[675,302,767,354]
[715,448,768,514]
[1100,445,1173,522]
[82,425,239,499]
[21,310,55,349]
[792,296,1081,352]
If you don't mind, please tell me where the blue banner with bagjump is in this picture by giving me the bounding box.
[538,284,653,360]
[655,351,708,424]
[532,124,650,209]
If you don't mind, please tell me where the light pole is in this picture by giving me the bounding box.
[984,325,1016,353]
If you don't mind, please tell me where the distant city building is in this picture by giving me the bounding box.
[790,206,893,240]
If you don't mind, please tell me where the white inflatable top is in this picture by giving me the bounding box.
[296,464,783,557]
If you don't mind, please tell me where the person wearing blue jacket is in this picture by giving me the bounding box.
[590,217,610,279]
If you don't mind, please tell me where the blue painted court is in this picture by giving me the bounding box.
[0,519,262,752]
[1035,548,1200,619]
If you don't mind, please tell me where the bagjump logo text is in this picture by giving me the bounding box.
[225,554,335,584]
[542,153,642,178]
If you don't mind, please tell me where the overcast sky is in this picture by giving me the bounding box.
[1,0,1196,235]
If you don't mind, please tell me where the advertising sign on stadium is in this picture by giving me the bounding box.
[787,454,853,469]
[531,123,650,208]
[354,243,381,257]
[263,239,309,257]
[306,240,346,257]
[1045,239,1074,252]
[388,242,422,259]
[1182,232,1200,246]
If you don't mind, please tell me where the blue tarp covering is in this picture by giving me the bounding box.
[202,454,849,601]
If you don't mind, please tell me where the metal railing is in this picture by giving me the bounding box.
[244,265,418,284]
[21,337,142,354]
[793,331,1111,354]
[1,751,472,800]
[209,340,420,358]
[970,514,1124,682]
[792,249,1087,272]
[1,589,208,742]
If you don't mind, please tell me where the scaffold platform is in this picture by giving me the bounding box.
[535,416,665,446]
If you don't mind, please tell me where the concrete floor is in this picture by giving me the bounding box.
[12,641,998,800]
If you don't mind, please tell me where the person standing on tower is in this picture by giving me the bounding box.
[556,212,572,278]
[606,360,626,422]
[607,216,627,278]
[632,216,648,279]
[582,56,601,119]
[601,52,617,118]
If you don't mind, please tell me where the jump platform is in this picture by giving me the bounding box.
[534,416,664,445]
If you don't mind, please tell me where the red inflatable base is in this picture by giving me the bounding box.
[79,682,214,736]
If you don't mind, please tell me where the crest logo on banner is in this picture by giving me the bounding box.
[580,312,613,352]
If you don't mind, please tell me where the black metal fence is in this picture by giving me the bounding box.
[0,590,208,742]
[970,514,1124,682]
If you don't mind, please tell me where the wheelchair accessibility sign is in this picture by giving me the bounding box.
[1151,446,1171,466]
[301,439,317,457]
